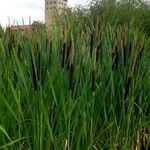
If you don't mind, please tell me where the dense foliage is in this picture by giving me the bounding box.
[0,0,150,149]
[70,0,150,36]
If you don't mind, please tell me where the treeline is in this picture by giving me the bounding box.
[56,0,150,36]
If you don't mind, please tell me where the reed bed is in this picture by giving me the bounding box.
[0,11,150,150]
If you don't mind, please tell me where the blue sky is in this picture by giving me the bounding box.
[0,0,89,26]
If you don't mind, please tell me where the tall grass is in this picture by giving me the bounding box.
[0,4,150,150]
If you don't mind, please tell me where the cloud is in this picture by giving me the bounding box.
[68,0,90,7]
[0,0,44,26]
[17,0,44,11]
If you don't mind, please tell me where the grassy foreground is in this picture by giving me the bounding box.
[0,4,150,150]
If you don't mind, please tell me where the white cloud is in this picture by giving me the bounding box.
[68,0,89,7]
[0,0,44,26]
[0,0,89,27]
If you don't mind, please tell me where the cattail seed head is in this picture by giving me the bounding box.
[71,33,74,64]
[124,76,132,100]
[92,69,96,92]
[69,63,74,90]
[90,32,94,57]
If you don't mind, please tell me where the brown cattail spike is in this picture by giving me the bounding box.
[66,39,71,70]
[112,40,119,70]
[124,76,132,100]
[69,33,75,90]
[31,52,38,90]
[17,43,22,60]
[90,32,94,57]
[61,42,66,68]
[92,69,96,92]
[69,63,74,90]
[92,48,97,91]
[71,33,74,64]
[61,27,67,68]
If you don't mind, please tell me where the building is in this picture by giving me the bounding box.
[9,25,32,31]
[45,0,68,26]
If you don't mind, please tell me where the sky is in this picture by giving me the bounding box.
[0,0,89,27]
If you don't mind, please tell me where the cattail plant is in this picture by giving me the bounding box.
[91,48,97,91]
[81,45,85,78]
[7,31,15,54]
[69,33,75,90]
[30,41,42,91]
[66,39,71,70]
[123,26,128,66]
[30,49,38,90]
[112,30,120,70]
[96,41,101,62]
[90,32,94,57]
[17,43,22,60]
[0,6,150,150]
[61,27,67,68]
[124,35,144,100]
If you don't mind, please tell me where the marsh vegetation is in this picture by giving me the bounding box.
[0,0,150,149]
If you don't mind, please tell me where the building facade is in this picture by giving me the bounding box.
[45,0,68,26]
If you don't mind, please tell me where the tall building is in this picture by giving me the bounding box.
[45,0,68,26]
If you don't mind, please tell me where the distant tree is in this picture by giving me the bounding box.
[0,24,4,38]
[32,21,45,30]
[88,0,150,35]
